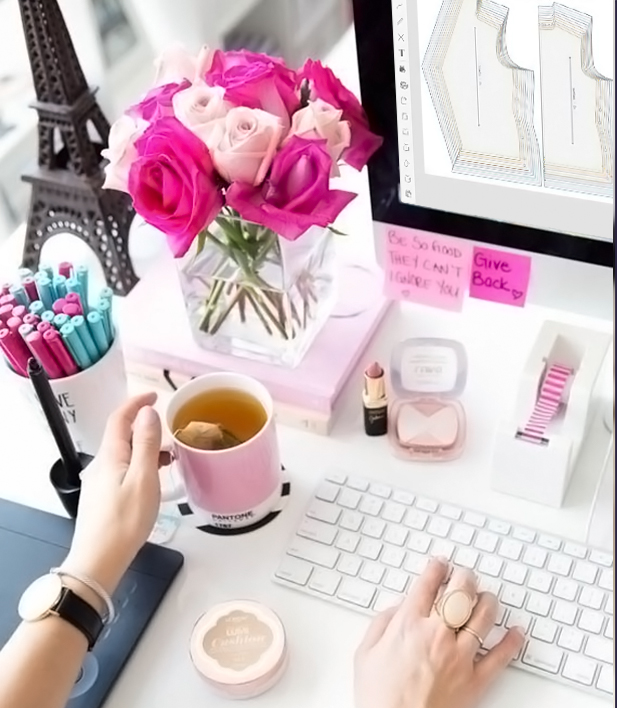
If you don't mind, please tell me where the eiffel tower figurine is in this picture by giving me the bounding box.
[18,0,138,295]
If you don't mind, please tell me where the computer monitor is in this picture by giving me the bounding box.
[352,0,614,320]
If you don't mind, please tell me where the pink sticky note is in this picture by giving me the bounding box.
[469,246,531,307]
[383,226,472,311]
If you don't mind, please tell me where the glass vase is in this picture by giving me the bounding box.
[177,214,337,368]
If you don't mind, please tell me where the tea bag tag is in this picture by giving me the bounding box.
[175,421,241,450]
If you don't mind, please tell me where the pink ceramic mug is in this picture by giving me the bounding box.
[164,372,282,530]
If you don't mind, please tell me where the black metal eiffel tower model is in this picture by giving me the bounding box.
[18,0,138,295]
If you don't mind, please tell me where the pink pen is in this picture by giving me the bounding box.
[23,313,41,327]
[0,294,17,308]
[65,291,83,310]
[43,328,79,377]
[25,331,64,379]
[1,284,12,296]
[37,321,54,335]
[58,261,73,279]
[52,297,68,315]
[0,304,14,322]
[0,327,29,376]
[22,277,39,303]
[12,305,27,320]
[6,316,23,335]
[62,303,81,318]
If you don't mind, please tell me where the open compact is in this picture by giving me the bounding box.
[388,338,468,461]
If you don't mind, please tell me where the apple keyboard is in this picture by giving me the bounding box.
[274,472,614,699]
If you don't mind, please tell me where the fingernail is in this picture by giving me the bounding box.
[513,626,527,638]
[433,556,450,568]
[136,406,158,425]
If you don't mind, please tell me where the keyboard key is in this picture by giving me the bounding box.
[488,519,510,535]
[325,470,347,484]
[276,557,313,586]
[404,552,429,575]
[599,569,613,591]
[340,511,363,532]
[358,539,382,561]
[454,547,479,570]
[369,483,391,499]
[478,576,502,597]
[307,500,341,525]
[360,562,385,585]
[382,502,406,524]
[338,554,362,577]
[605,617,613,639]
[336,531,360,554]
[348,478,369,491]
[538,535,562,551]
[288,537,339,569]
[309,569,341,596]
[392,490,415,506]
[605,593,613,615]
[463,511,486,527]
[407,532,431,554]
[557,627,584,652]
[405,509,428,531]
[362,519,386,539]
[427,517,451,538]
[374,591,402,613]
[563,542,587,559]
[315,482,341,503]
[553,578,579,602]
[551,600,578,626]
[522,640,563,674]
[522,547,548,569]
[578,610,604,634]
[589,550,613,568]
[597,665,614,695]
[381,546,406,569]
[440,504,462,520]
[547,554,573,577]
[579,587,604,611]
[572,561,598,585]
[506,609,531,633]
[337,578,376,608]
[483,627,508,651]
[338,489,361,509]
[359,496,383,517]
[503,563,527,585]
[531,619,558,643]
[502,586,527,609]
[478,556,503,578]
[450,524,475,545]
[416,497,438,513]
[383,569,409,593]
[527,571,552,594]
[384,525,408,547]
[430,539,455,561]
[562,655,597,686]
[513,527,536,543]
[526,592,552,617]
[298,518,338,545]
[474,531,499,554]
[585,636,613,663]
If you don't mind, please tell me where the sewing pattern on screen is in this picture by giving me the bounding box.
[539,3,614,198]
[421,0,542,186]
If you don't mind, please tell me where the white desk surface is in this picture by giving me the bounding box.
[0,28,613,708]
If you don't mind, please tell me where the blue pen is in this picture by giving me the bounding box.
[38,264,54,280]
[60,322,92,369]
[41,310,56,324]
[53,313,69,330]
[66,276,84,304]
[76,266,89,306]
[17,267,33,282]
[36,276,54,310]
[71,315,99,363]
[53,274,67,299]
[9,284,29,307]
[86,311,109,357]
[29,300,45,317]
[99,287,113,302]
[97,299,113,341]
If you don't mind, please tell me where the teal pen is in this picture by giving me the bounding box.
[97,299,113,341]
[9,284,29,307]
[76,265,89,305]
[53,313,69,329]
[60,322,92,369]
[71,315,99,363]
[86,311,109,357]
[36,276,54,310]
[66,277,84,306]
[38,264,54,280]
[53,274,67,299]
[41,310,56,324]
[29,300,45,317]
[17,267,33,282]
[99,287,113,302]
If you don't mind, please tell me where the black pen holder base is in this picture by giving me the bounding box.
[49,453,93,519]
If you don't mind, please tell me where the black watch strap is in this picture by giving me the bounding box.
[55,587,104,650]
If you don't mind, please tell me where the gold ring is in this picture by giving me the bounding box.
[459,625,483,647]
[434,589,475,630]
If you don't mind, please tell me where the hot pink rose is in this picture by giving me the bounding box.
[128,117,224,257]
[299,59,382,170]
[205,49,298,127]
[102,114,147,193]
[129,80,190,122]
[287,98,351,176]
[172,81,230,149]
[153,44,214,85]
[226,135,355,241]
[213,107,283,186]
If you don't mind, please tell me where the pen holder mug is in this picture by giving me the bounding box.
[4,336,127,455]
[163,372,283,530]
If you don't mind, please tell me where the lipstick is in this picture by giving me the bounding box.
[363,361,388,436]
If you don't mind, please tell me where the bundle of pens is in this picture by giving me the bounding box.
[0,262,115,379]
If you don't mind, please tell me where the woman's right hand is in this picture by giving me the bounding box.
[354,559,525,708]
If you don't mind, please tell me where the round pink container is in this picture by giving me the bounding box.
[190,601,288,699]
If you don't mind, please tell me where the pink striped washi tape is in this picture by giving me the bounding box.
[517,363,573,444]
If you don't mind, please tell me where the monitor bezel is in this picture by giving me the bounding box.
[352,0,613,268]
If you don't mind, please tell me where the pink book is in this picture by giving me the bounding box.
[121,256,390,414]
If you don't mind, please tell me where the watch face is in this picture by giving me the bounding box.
[18,574,64,622]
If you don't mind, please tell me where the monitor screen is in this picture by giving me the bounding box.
[353,0,614,266]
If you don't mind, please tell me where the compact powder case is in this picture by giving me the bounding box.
[189,600,288,699]
[388,338,468,461]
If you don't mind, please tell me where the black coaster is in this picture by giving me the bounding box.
[177,467,291,536]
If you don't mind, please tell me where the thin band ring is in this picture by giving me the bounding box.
[458,625,483,647]
[434,588,475,630]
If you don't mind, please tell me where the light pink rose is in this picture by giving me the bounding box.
[153,44,214,85]
[288,98,351,176]
[172,81,230,149]
[212,107,284,186]
[102,114,147,193]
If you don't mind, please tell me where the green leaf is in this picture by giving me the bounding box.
[328,226,348,236]
[195,231,206,256]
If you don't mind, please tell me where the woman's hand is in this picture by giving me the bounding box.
[62,393,166,595]
[354,559,525,708]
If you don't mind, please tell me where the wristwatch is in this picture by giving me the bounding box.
[18,574,104,650]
